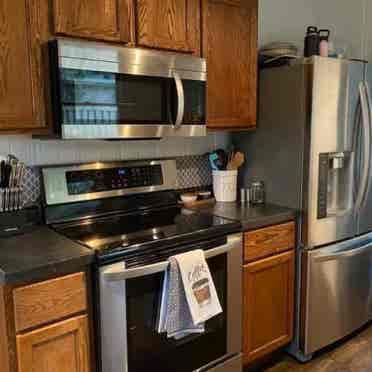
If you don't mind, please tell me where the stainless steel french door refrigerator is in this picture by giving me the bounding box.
[234,56,372,361]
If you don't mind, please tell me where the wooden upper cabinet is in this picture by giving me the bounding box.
[17,315,91,372]
[203,0,258,129]
[243,250,295,364]
[0,0,47,130]
[53,0,131,42]
[135,0,201,54]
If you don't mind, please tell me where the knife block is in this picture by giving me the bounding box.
[0,207,42,237]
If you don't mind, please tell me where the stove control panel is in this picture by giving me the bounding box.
[66,165,163,195]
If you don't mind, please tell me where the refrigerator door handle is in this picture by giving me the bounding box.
[355,82,371,213]
[363,81,372,198]
[313,241,372,262]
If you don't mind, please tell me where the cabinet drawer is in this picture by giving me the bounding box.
[244,222,295,263]
[13,273,87,332]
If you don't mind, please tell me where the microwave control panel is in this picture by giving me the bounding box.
[66,165,163,195]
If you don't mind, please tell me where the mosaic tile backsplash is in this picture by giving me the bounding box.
[22,167,41,207]
[0,132,231,208]
[21,155,212,207]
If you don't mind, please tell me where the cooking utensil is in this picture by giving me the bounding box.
[209,149,228,170]
[209,153,220,171]
[0,189,4,212]
[7,154,18,165]
[0,156,25,212]
[3,164,11,188]
[227,152,245,170]
[216,149,228,170]
[0,161,5,188]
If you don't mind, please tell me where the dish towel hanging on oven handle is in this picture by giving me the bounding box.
[157,249,222,340]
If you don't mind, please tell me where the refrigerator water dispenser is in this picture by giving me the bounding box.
[318,152,352,219]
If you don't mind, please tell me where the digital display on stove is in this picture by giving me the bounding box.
[118,169,126,176]
[66,165,163,195]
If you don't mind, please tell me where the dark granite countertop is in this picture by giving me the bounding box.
[0,203,295,284]
[0,226,94,285]
[198,202,297,231]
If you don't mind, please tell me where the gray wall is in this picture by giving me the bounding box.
[259,0,317,50]
[259,0,369,60]
[364,0,372,62]
[0,133,231,166]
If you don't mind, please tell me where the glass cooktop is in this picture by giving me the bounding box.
[54,206,241,260]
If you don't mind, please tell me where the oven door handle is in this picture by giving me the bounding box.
[103,234,242,282]
[173,71,185,129]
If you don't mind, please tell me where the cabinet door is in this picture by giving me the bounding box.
[136,0,200,54]
[53,0,130,42]
[243,250,295,364]
[0,0,47,130]
[203,0,257,129]
[17,315,91,372]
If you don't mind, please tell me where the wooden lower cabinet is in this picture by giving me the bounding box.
[17,315,91,372]
[243,250,295,364]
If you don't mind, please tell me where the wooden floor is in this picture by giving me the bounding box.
[245,324,372,372]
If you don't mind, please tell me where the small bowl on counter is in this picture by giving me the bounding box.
[180,193,198,204]
[179,191,215,209]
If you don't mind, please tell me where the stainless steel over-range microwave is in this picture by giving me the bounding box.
[49,39,207,139]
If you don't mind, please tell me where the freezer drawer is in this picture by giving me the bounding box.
[302,234,372,355]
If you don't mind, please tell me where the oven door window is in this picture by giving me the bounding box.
[126,254,227,372]
[59,69,174,125]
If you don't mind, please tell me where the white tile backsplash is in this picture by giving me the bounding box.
[2,133,231,166]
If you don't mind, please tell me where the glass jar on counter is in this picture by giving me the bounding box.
[250,181,265,205]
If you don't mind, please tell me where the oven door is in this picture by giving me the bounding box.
[98,233,242,372]
[50,40,206,139]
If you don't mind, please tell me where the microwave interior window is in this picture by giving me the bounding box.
[60,69,171,125]
[181,79,206,125]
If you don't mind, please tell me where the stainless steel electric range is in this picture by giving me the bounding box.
[41,159,243,372]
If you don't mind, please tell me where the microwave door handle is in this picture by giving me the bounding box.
[173,71,185,129]
[103,234,241,282]
[355,82,371,213]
